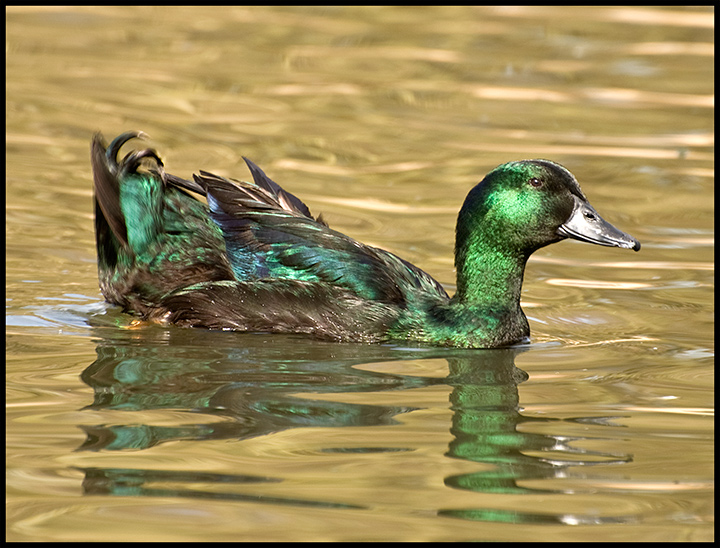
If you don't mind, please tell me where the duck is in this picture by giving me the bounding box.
[91,131,640,348]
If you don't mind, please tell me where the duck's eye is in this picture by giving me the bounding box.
[528,177,543,188]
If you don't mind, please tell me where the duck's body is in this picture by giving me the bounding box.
[92,132,639,348]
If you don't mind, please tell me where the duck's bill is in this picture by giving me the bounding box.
[557,195,641,251]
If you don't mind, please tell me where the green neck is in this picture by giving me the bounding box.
[452,228,528,311]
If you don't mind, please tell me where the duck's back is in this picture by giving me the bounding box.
[92,132,449,341]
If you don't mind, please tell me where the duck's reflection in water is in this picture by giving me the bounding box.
[76,326,632,522]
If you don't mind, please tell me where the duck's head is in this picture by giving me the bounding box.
[456,159,641,260]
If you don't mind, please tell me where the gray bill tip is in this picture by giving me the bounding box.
[558,196,640,252]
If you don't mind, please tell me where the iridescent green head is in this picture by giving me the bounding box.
[457,159,640,256]
[454,159,639,304]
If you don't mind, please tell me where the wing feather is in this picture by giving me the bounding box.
[194,169,449,306]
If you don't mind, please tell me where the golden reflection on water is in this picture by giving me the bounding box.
[275,158,433,175]
[546,279,651,290]
[533,256,714,271]
[455,140,712,161]
[6,5,714,542]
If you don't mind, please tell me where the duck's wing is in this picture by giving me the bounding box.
[195,167,449,306]
[239,157,320,222]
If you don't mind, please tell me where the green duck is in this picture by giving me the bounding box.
[91,131,640,348]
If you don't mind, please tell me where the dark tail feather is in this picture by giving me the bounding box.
[92,132,129,250]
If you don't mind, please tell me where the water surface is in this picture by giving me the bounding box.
[6,6,713,542]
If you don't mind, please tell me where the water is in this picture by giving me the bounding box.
[6,6,713,541]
